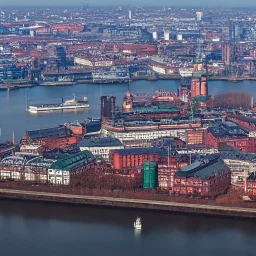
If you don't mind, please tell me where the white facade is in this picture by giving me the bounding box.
[164,30,170,41]
[151,65,166,75]
[101,128,187,143]
[223,159,256,186]
[152,31,157,40]
[196,11,203,21]
[48,169,70,185]
[74,57,93,66]
[177,33,183,41]
[128,10,132,19]
[80,145,123,160]
[94,60,113,67]
[177,148,218,155]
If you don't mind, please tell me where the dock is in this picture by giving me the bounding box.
[0,84,33,90]
[0,188,256,218]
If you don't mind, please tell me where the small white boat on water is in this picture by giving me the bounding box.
[134,217,142,230]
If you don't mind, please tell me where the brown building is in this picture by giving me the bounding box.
[205,123,248,152]
[101,96,116,118]
[158,164,180,191]
[222,43,231,65]
[245,172,256,198]
[172,154,231,198]
[187,129,207,145]
[21,126,80,150]
[110,148,162,170]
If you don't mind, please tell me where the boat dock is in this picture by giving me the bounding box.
[0,188,256,218]
[0,84,33,90]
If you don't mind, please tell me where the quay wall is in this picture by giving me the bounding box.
[0,188,256,218]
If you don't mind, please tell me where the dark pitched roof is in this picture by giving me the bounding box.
[27,126,69,139]
[209,122,248,137]
[78,137,122,147]
[175,154,229,179]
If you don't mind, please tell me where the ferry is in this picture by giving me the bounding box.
[27,95,89,113]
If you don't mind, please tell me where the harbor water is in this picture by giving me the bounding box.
[1,80,256,256]
[1,79,256,141]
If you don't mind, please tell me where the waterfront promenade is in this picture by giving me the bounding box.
[0,188,256,218]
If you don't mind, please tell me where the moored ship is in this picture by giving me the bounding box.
[27,95,89,113]
[27,103,89,113]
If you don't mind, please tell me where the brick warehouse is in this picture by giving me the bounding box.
[172,154,231,198]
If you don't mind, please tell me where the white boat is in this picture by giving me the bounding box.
[27,94,89,113]
[27,103,89,113]
[134,217,142,230]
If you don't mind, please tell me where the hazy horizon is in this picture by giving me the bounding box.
[1,0,256,7]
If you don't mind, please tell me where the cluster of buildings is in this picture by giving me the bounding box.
[3,6,256,201]
[1,6,256,87]
[0,69,254,200]
[2,86,256,199]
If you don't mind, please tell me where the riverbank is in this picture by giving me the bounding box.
[1,75,256,90]
[0,187,255,218]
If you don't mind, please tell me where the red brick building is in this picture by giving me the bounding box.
[245,173,256,198]
[172,154,231,198]
[205,123,248,152]
[110,148,161,170]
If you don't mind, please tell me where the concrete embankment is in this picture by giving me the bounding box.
[0,188,256,218]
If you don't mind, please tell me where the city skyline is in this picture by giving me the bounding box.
[1,0,256,7]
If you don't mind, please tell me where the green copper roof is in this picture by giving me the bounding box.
[50,151,94,171]
[193,71,204,78]
[132,106,179,113]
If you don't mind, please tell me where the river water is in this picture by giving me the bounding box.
[0,79,256,141]
[0,199,256,256]
[1,80,256,255]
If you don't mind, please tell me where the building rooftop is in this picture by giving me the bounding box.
[26,157,56,168]
[193,71,205,78]
[26,126,69,139]
[78,137,122,147]
[1,156,26,166]
[209,122,248,137]
[176,154,229,179]
[50,151,94,171]
[221,150,256,162]
[131,106,180,113]
[111,147,163,155]
[248,172,256,181]
[228,114,256,126]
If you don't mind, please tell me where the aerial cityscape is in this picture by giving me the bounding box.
[1,3,256,255]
